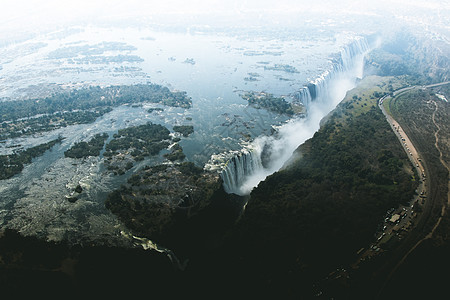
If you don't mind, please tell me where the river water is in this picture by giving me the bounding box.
[0,24,372,245]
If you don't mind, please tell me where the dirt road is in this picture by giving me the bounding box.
[376,81,450,296]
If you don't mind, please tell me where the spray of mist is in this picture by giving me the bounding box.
[222,39,370,196]
[238,77,355,194]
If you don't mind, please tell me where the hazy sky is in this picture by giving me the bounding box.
[1,0,448,33]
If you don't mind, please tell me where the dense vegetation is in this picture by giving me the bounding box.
[205,97,418,297]
[100,75,424,298]
[104,122,170,156]
[0,83,191,123]
[163,143,186,161]
[64,133,109,158]
[2,27,448,300]
[173,125,194,137]
[0,108,112,140]
[0,83,191,142]
[0,137,63,180]
[105,162,221,240]
[241,91,294,115]
[103,122,171,175]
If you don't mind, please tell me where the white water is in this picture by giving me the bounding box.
[221,37,370,195]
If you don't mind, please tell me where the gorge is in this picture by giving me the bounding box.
[1,2,448,297]
[221,37,371,195]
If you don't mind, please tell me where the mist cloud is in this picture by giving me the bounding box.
[1,0,447,33]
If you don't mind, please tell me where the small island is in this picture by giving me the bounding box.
[183,58,196,65]
[64,133,109,159]
[263,63,299,73]
[103,122,171,175]
[0,137,63,180]
[244,72,261,82]
[147,108,164,113]
[173,125,194,137]
[70,54,144,64]
[0,83,192,140]
[0,108,112,141]
[47,41,137,60]
[241,91,304,116]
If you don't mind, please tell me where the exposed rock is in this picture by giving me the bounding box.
[105,162,222,239]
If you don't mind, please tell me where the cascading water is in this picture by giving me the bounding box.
[221,148,263,194]
[221,36,372,196]
[294,37,370,105]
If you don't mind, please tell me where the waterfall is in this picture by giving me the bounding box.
[221,36,372,196]
[221,148,263,195]
[294,37,370,105]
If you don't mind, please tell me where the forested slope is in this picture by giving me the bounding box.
[218,80,418,297]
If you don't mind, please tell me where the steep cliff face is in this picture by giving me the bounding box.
[221,79,418,297]
[221,149,263,194]
[294,37,370,105]
[221,37,371,195]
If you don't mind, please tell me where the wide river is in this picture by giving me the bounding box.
[0,24,370,245]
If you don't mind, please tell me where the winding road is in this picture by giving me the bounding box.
[377,81,450,296]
